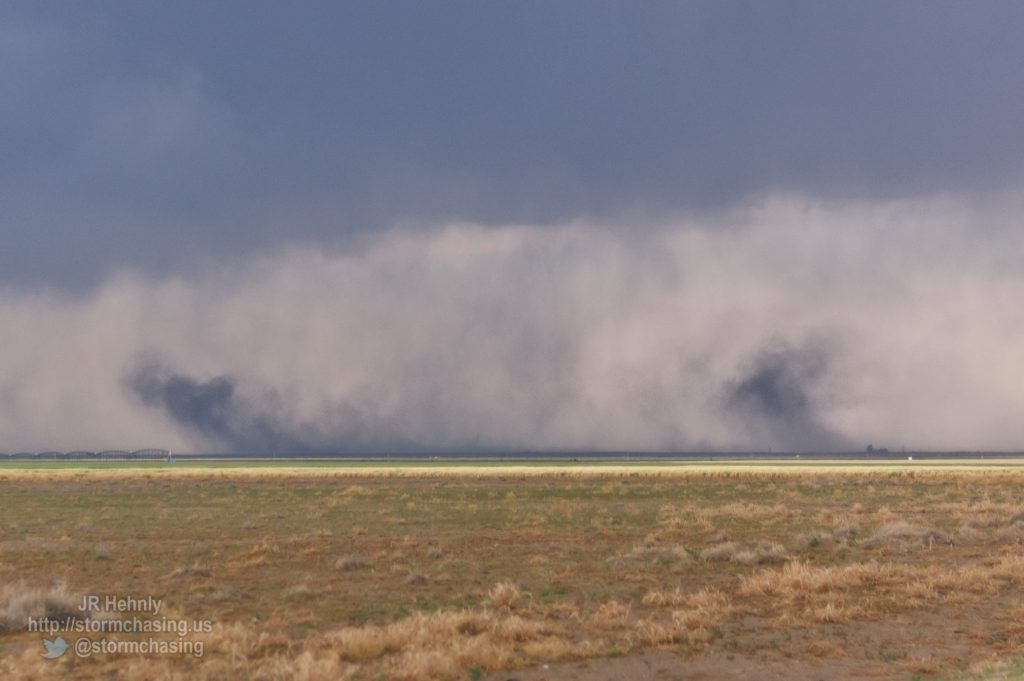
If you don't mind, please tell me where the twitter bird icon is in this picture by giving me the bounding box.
[40,636,68,659]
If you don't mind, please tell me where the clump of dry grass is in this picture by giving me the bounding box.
[340,484,375,496]
[634,591,731,648]
[713,502,789,520]
[642,586,729,611]
[739,553,1024,624]
[426,546,444,560]
[0,583,85,633]
[700,541,788,565]
[993,525,1024,544]
[739,560,899,600]
[324,608,566,677]
[734,541,789,565]
[804,639,847,657]
[863,521,952,548]
[832,523,859,541]
[641,587,689,607]
[997,606,1024,644]
[189,540,212,557]
[790,532,835,552]
[284,583,315,599]
[151,622,362,681]
[705,531,730,544]
[901,655,943,676]
[811,601,865,623]
[487,581,521,610]
[630,586,733,648]
[168,562,213,578]
[248,539,281,555]
[615,541,691,565]
[958,524,986,543]
[965,513,1004,529]
[589,600,631,631]
[405,573,428,586]
[700,541,740,562]
[205,585,244,603]
[336,555,369,571]
[634,611,715,647]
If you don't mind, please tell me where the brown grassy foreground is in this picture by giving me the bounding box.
[3,465,1024,679]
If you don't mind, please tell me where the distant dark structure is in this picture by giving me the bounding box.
[0,449,170,461]
[866,444,889,454]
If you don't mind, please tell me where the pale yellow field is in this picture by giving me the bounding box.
[4,458,1024,480]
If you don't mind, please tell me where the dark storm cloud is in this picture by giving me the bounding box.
[128,363,304,453]
[4,208,1024,454]
[132,370,234,437]
[725,340,850,452]
[3,1,1024,284]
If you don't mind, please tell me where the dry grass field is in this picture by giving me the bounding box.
[2,462,1024,680]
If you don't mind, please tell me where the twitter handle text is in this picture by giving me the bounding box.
[74,636,204,658]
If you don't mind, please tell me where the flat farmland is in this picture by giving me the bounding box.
[2,462,1024,680]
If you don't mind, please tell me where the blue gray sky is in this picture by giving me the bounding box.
[3,2,1024,452]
